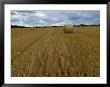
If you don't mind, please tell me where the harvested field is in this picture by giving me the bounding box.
[11,26,100,77]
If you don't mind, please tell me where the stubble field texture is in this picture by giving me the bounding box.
[11,26,100,77]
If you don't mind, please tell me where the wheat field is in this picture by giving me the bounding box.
[11,26,100,77]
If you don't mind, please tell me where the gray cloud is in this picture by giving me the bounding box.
[11,10,100,26]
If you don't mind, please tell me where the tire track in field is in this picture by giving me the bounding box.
[24,28,70,77]
[26,28,72,77]
[11,30,50,76]
[27,29,53,76]
[12,30,49,66]
[56,34,73,76]
[44,29,72,76]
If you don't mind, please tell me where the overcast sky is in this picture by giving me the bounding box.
[11,10,100,27]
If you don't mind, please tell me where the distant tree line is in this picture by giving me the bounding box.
[74,24,100,27]
[11,25,31,28]
[11,25,25,28]
[11,24,100,28]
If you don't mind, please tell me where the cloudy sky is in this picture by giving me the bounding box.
[11,10,100,27]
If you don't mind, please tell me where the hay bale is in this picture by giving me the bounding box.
[63,24,74,33]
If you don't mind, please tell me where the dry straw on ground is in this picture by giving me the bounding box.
[11,26,100,77]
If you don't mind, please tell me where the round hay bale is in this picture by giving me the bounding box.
[63,24,74,33]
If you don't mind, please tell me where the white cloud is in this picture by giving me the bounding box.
[35,12,47,18]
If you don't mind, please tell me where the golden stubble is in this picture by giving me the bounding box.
[11,26,100,77]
